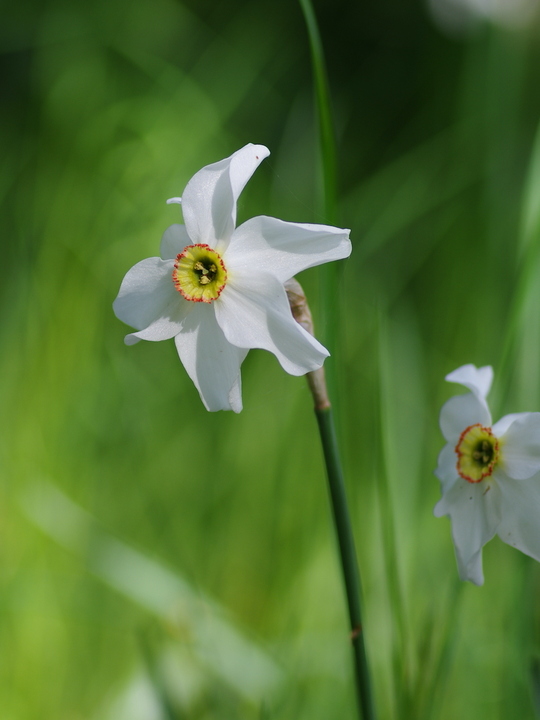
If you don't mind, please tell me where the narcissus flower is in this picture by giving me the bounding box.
[434,364,540,585]
[113,144,351,412]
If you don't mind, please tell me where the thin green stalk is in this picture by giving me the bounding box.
[294,6,372,714]
[298,0,340,368]
[376,318,411,717]
[298,0,338,227]
[415,578,463,720]
[495,119,540,409]
[315,405,376,720]
[286,280,376,720]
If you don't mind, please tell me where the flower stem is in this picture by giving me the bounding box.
[286,279,376,719]
[298,0,339,369]
[297,0,338,226]
[315,404,376,720]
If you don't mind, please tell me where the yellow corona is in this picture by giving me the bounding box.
[173,244,227,303]
[455,423,499,483]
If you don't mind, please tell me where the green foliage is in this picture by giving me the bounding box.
[2,0,540,718]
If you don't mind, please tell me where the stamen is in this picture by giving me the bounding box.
[173,244,227,303]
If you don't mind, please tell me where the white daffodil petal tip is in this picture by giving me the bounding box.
[434,363,540,584]
[225,216,351,283]
[113,144,350,411]
[445,363,493,399]
[180,143,271,250]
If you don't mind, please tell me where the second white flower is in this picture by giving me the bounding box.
[434,364,540,584]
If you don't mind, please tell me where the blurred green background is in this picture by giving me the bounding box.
[3,0,540,717]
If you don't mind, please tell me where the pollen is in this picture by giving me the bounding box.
[173,244,227,303]
[455,424,499,483]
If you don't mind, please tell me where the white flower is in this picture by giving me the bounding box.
[113,144,352,412]
[434,364,540,584]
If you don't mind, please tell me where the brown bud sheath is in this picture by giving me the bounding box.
[284,278,331,411]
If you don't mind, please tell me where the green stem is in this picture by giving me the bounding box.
[298,0,340,372]
[298,0,338,226]
[294,5,371,713]
[494,119,540,410]
[315,406,377,720]
[376,311,412,716]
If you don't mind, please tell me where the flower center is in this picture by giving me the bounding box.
[455,424,499,483]
[173,244,227,303]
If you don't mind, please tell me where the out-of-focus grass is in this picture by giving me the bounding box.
[2,0,540,718]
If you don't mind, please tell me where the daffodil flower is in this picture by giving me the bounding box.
[434,364,540,584]
[113,144,351,412]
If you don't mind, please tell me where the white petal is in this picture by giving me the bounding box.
[439,392,492,443]
[445,364,493,399]
[215,270,328,375]
[491,413,524,437]
[434,443,458,487]
[497,473,540,562]
[125,301,191,345]
[180,144,270,250]
[499,413,540,480]
[160,224,191,260]
[113,257,177,331]
[174,304,247,412]
[227,375,243,413]
[434,477,502,585]
[225,216,351,283]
